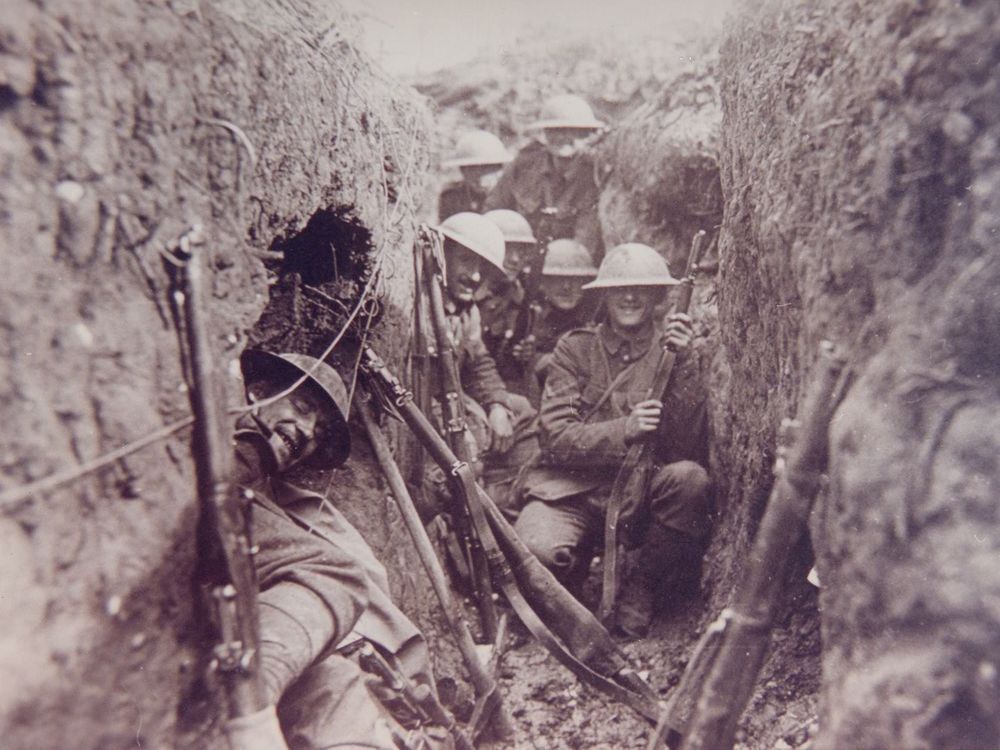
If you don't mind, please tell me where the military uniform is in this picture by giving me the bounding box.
[236,438,444,750]
[485,140,604,262]
[514,321,711,593]
[437,180,487,221]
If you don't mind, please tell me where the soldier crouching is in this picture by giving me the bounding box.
[515,242,712,638]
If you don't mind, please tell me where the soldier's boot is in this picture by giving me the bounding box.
[617,525,703,638]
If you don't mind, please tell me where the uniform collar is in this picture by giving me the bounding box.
[598,320,656,362]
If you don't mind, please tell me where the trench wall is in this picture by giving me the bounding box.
[719,1,1000,747]
[0,1,433,747]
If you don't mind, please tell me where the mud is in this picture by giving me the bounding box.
[0,0,433,747]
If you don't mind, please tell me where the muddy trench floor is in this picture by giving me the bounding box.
[464,569,821,750]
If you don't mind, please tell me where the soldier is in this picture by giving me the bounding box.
[485,94,605,262]
[510,238,599,395]
[479,209,537,390]
[428,212,538,514]
[231,350,449,749]
[514,243,711,638]
[438,130,511,220]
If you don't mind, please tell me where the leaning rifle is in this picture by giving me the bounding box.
[172,231,274,745]
[647,341,850,750]
[598,230,708,625]
[419,226,501,641]
[502,206,558,352]
[358,398,509,744]
[361,345,664,726]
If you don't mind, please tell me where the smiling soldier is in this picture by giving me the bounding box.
[514,243,711,638]
[232,350,450,749]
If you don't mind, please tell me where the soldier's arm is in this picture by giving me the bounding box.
[252,500,371,703]
[460,303,514,409]
[235,438,370,703]
[539,332,629,468]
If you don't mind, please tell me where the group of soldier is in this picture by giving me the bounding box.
[226,94,711,749]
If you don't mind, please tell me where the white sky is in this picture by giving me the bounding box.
[336,0,736,76]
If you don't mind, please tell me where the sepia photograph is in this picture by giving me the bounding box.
[0,0,997,748]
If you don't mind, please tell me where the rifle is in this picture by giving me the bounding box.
[420,226,501,641]
[647,341,849,750]
[357,398,511,743]
[502,206,558,352]
[354,641,475,750]
[173,231,270,736]
[360,345,664,726]
[598,230,708,625]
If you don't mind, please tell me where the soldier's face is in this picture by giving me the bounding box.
[503,242,534,277]
[460,164,502,193]
[606,287,659,331]
[444,243,484,303]
[542,127,595,159]
[246,379,327,472]
[541,276,586,311]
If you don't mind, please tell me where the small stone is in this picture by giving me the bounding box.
[942,110,976,147]
[72,322,94,348]
[130,632,147,649]
[105,595,123,617]
[55,180,85,204]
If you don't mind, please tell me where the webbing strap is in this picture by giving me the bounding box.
[451,466,664,723]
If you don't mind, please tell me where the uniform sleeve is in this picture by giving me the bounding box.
[243,468,369,703]
[539,334,629,468]
[460,303,511,408]
[437,184,464,222]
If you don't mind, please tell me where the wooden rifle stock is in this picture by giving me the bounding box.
[360,345,665,724]
[357,399,496,747]
[420,229,501,641]
[176,234,267,722]
[599,230,708,624]
[656,342,848,750]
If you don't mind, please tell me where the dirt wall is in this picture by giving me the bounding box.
[719,1,1000,747]
[0,1,431,747]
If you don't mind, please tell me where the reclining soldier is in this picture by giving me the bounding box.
[230,349,450,749]
[485,94,605,262]
[515,243,711,638]
[438,130,511,220]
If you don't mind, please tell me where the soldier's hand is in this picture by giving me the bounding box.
[663,312,694,352]
[625,399,663,444]
[511,335,536,364]
[488,403,515,454]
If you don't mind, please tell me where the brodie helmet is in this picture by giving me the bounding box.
[239,350,351,469]
[581,243,680,289]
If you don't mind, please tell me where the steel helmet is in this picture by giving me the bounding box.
[239,350,351,468]
[581,243,681,289]
[436,212,506,273]
[442,130,512,169]
[484,209,537,245]
[528,94,605,131]
[543,239,598,277]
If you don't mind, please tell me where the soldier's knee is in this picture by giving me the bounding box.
[670,460,711,500]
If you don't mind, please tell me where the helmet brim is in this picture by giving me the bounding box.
[526,119,606,132]
[542,269,599,278]
[435,225,507,274]
[239,350,351,469]
[581,276,681,290]
[442,156,510,169]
